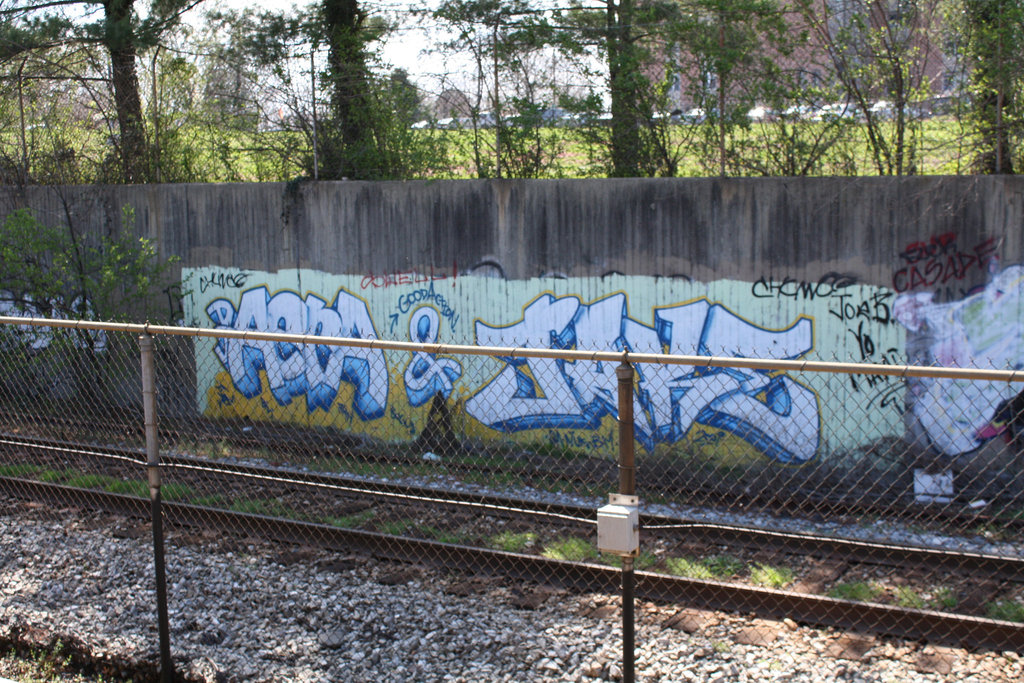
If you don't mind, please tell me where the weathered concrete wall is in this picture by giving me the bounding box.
[4,177,1022,291]
[3,178,1024,469]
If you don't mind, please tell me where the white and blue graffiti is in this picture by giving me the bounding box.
[404,306,462,406]
[205,286,388,419]
[466,293,819,463]
[0,292,106,352]
[894,265,1024,455]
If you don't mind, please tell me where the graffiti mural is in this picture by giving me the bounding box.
[404,306,462,407]
[466,293,820,464]
[205,286,389,419]
[894,265,1024,455]
[184,267,908,462]
[0,292,106,352]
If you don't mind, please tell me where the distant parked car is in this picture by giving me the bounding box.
[682,107,706,123]
[746,106,775,122]
[475,111,496,128]
[780,104,815,120]
[811,102,860,122]
[868,100,894,119]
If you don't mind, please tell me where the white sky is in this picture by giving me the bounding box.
[195,0,460,92]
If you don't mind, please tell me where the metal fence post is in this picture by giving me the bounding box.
[615,360,636,683]
[141,333,174,683]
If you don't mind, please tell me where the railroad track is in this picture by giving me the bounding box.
[0,477,1022,651]
[3,431,1023,578]
[4,409,1021,534]
[2,432,1024,651]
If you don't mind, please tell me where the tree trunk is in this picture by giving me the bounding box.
[607,0,642,177]
[322,0,381,179]
[967,0,1014,174]
[104,0,148,183]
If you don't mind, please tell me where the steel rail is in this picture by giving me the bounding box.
[2,433,1023,581]
[3,316,1024,382]
[4,418,1022,536]
[0,477,1021,652]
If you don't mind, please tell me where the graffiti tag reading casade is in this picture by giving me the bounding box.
[892,233,998,293]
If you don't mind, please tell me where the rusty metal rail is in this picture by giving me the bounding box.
[3,433,1023,581]
[2,477,1023,652]
[4,432,1024,578]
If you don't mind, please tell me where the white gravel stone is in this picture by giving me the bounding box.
[1,506,1021,682]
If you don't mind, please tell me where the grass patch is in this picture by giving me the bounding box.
[160,483,194,501]
[489,531,538,553]
[932,587,958,610]
[0,463,43,477]
[64,473,113,490]
[663,554,743,580]
[193,494,228,507]
[986,600,1024,623]
[541,537,600,563]
[602,550,659,570]
[524,441,590,461]
[228,498,297,519]
[420,526,470,545]
[104,479,148,497]
[828,581,884,603]
[38,469,65,483]
[894,586,927,609]
[0,638,97,683]
[749,563,795,589]
[380,519,416,536]
[327,509,376,528]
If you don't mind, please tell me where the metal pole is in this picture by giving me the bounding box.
[615,361,636,683]
[616,361,636,496]
[141,334,174,683]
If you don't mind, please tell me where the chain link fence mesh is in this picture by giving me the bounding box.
[1,319,1023,667]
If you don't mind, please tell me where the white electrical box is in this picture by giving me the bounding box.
[597,493,639,556]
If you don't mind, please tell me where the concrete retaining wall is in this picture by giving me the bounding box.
[3,177,1024,468]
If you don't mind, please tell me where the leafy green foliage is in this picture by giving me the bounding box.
[952,0,1024,173]
[0,206,176,323]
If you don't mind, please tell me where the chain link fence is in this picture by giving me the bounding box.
[1,317,1023,676]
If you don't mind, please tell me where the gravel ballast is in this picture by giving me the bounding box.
[1,502,1021,682]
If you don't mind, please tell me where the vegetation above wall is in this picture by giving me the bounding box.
[0,0,1022,183]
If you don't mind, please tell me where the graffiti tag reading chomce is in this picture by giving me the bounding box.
[751,273,858,301]
[466,293,820,464]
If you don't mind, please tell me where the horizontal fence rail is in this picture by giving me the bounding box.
[4,315,1024,382]
[1,315,1023,675]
